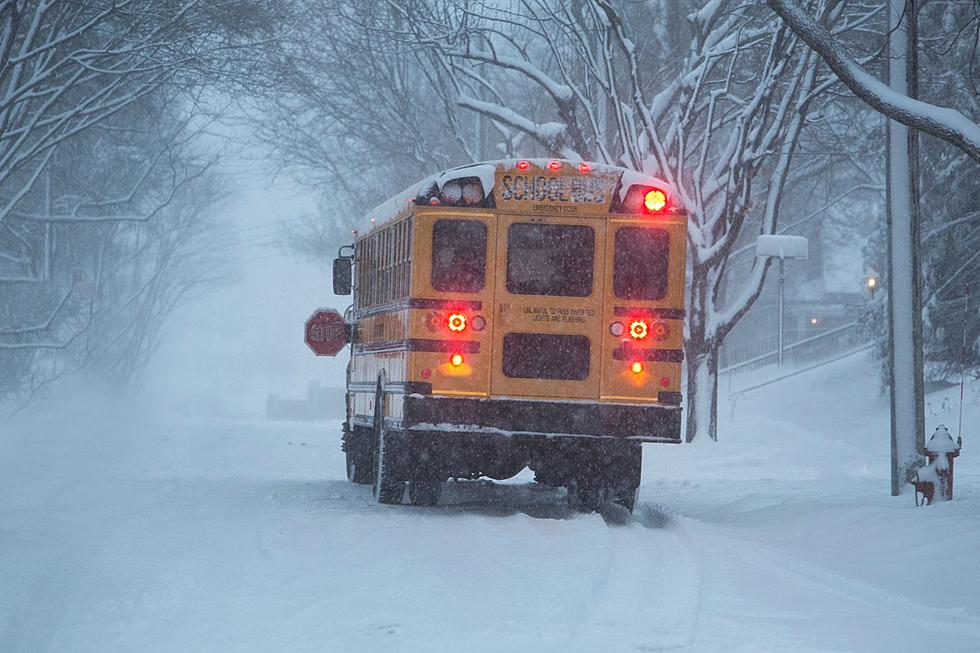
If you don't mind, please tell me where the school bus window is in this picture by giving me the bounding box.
[502,333,590,380]
[614,227,670,301]
[506,223,594,297]
[431,219,487,292]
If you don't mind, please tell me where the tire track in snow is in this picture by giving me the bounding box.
[561,505,704,653]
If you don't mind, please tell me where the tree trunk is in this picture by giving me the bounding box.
[685,268,720,442]
[685,344,719,442]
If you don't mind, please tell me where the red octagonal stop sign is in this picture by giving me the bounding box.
[305,308,347,356]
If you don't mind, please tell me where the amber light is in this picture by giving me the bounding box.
[629,320,648,339]
[448,313,467,332]
[631,361,643,374]
[643,189,667,212]
[450,354,464,367]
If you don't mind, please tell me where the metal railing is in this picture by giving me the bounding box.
[719,320,867,376]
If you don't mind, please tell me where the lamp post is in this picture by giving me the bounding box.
[756,235,809,366]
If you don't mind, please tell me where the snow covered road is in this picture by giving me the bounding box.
[2,356,979,652]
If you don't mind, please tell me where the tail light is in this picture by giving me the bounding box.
[651,320,670,341]
[629,320,648,339]
[447,313,467,332]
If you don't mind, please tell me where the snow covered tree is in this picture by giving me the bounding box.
[255,0,888,441]
[0,0,288,411]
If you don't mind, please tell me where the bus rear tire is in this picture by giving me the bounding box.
[372,380,406,505]
[408,479,441,506]
[344,426,374,485]
[568,479,602,513]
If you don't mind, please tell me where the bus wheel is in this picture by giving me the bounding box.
[372,380,406,505]
[407,479,442,506]
[608,485,638,512]
[567,479,602,513]
[344,426,374,485]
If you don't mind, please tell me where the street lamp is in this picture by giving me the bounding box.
[866,275,879,298]
[756,235,809,366]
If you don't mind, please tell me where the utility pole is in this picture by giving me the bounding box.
[886,0,925,495]
[42,165,53,281]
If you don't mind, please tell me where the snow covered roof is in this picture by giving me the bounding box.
[362,159,673,229]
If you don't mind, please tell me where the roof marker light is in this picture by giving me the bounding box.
[516,160,530,170]
[578,162,591,173]
[548,160,561,171]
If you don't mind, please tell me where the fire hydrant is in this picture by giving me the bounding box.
[913,425,963,505]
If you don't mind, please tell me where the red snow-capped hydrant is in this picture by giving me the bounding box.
[913,425,963,505]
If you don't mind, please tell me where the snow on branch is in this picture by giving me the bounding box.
[456,95,570,156]
[767,0,980,164]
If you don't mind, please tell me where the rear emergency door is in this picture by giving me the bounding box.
[491,215,605,400]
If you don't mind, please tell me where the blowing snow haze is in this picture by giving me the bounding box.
[1,1,979,652]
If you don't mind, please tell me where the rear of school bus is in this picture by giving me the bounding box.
[353,159,687,512]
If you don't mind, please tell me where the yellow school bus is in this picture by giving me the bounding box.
[333,159,687,512]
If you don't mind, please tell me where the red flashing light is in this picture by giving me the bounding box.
[447,313,467,332]
[643,189,667,213]
[578,162,591,173]
[548,160,561,171]
[450,353,464,367]
[631,361,643,374]
[651,320,670,341]
[516,160,530,170]
[660,376,670,388]
[629,320,648,340]
[429,197,441,206]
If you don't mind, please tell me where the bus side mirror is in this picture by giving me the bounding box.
[333,257,352,295]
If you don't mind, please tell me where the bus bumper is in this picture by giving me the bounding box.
[402,394,681,443]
